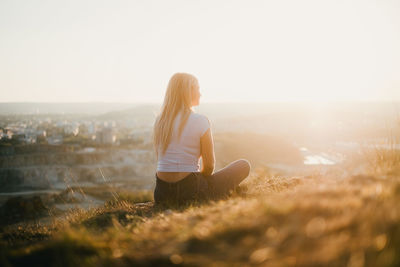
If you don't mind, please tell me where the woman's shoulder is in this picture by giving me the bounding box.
[189,112,210,136]
[190,112,210,123]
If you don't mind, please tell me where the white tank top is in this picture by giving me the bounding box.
[156,111,210,172]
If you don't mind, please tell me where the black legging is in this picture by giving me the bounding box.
[154,159,251,205]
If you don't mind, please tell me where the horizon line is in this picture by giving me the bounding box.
[1,100,400,104]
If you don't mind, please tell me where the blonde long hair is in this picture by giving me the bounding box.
[153,73,199,160]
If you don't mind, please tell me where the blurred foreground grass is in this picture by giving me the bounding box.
[1,152,400,267]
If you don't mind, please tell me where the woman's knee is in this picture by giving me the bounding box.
[237,159,251,177]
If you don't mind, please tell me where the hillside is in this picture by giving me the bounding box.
[1,160,400,266]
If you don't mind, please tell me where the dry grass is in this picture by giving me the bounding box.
[1,149,400,266]
[2,168,400,266]
[366,148,400,176]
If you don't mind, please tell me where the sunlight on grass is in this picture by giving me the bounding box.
[2,147,400,266]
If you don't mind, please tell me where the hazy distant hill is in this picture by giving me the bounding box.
[96,104,160,120]
[1,101,398,117]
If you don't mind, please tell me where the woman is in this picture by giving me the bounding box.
[153,72,251,205]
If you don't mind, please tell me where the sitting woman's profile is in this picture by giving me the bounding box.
[152,72,250,205]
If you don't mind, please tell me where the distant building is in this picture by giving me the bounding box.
[36,130,47,143]
[22,128,40,144]
[131,129,152,144]
[96,127,116,144]
[37,130,46,137]
[87,123,96,134]
[24,133,37,144]
[78,124,88,135]
[6,129,13,139]
[47,135,63,145]
[64,123,79,136]
[12,133,25,142]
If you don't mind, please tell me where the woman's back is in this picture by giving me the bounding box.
[156,111,210,173]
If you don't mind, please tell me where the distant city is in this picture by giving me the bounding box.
[2,118,119,145]
[1,102,399,150]
[0,103,162,155]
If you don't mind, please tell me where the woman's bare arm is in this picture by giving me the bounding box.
[200,128,215,176]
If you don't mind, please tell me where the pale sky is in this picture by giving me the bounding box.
[1,0,400,103]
